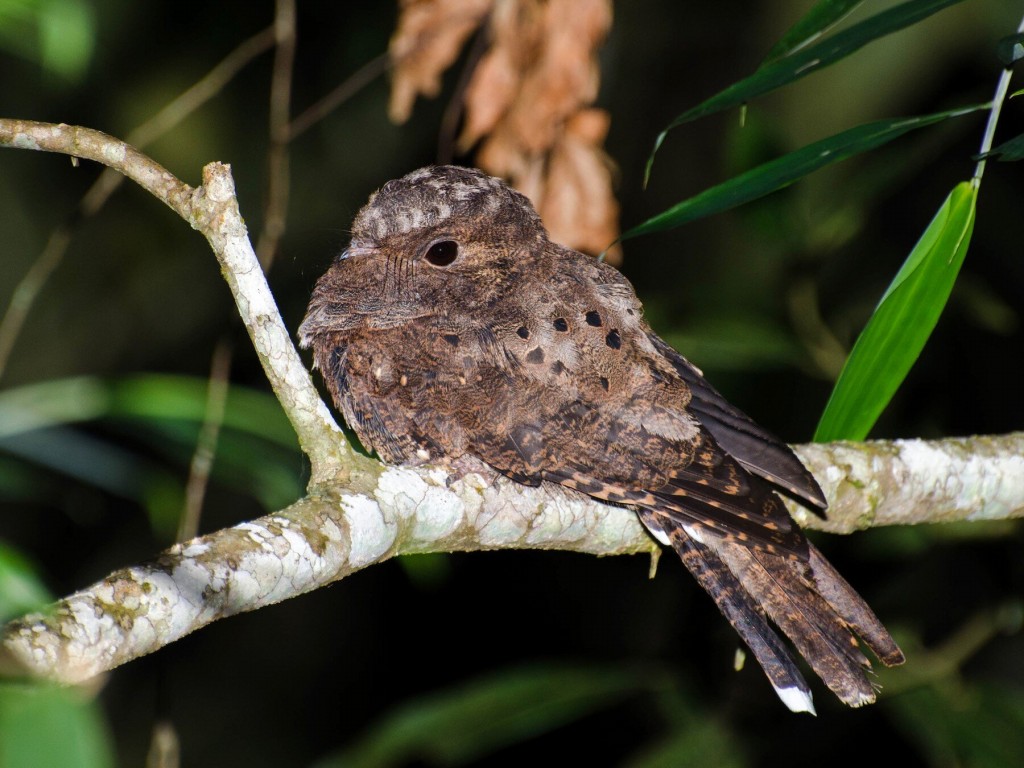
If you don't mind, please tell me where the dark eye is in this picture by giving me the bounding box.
[424,240,459,267]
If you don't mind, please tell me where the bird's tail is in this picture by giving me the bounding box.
[638,510,905,713]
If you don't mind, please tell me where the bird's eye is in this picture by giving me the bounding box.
[424,240,459,267]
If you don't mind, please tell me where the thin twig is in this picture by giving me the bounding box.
[178,339,234,543]
[437,16,492,164]
[0,27,276,382]
[80,25,277,220]
[127,27,277,152]
[287,53,390,141]
[255,0,297,271]
[0,225,72,380]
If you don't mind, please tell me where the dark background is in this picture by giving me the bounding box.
[2,1,1023,765]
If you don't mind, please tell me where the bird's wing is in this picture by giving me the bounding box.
[446,334,812,557]
[534,409,810,558]
[428,312,904,711]
[453,376,905,710]
[647,333,826,514]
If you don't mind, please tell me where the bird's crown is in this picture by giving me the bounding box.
[352,165,543,244]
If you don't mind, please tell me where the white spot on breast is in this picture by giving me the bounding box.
[416,448,431,461]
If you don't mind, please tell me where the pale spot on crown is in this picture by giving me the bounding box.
[352,165,541,243]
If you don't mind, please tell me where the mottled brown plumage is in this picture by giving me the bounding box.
[299,165,904,712]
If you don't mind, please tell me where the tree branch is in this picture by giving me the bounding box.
[1,118,348,483]
[793,436,1024,532]
[1,431,1022,684]
[2,120,1022,686]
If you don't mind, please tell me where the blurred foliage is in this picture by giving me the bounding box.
[0,539,49,622]
[0,682,115,768]
[0,0,96,81]
[0,542,114,768]
[314,665,652,768]
[1,0,1023,766]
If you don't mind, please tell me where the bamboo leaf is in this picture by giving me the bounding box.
[646,0,966,182]
[814,182,977,442]
[763,0,864,64]
[975,130,1024,162]
[624,105,985,241]
[995,32,1024,66]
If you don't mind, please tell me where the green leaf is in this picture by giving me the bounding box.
[762,0,864,64]
[625,105,985,241]
[0,375,297,448]
[996,31,1024,66]
[313,665,646,768]
[0,375,303,533]
[0,683,115,768]
[975,130,1024,162]
[0,541,51,623]
[814,181,977,442]
[38,0,96,80]
[887,684,1024,768]
[646,0,966,182]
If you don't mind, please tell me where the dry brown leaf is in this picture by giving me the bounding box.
[387,0,620,263]
[563,106,609,146]
[457,44,519,149]
[388,0,492,124]
[540,109,620,262]
[457,0,544,150]
[475,123,526,179]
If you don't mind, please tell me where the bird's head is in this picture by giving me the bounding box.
[299,165,548,342]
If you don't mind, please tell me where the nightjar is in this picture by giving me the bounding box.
[298,165,904,713]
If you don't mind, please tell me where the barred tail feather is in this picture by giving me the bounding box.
[639,511,904,711]
[638,510,816,714]
[805,543,906,668]
[717,543,882,707]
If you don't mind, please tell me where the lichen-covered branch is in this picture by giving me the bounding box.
[0,461,656,683]
[2,433,1022,684]
[793,435,1024,532]
[2,120,1022,687]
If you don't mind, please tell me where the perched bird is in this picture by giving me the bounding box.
[299,165,904,713]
